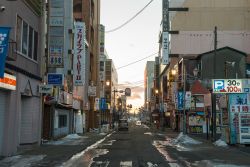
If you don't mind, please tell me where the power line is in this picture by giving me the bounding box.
[117,52,158,70]
[105,0,155,33]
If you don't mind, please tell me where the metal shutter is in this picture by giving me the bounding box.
[0,91,7,154]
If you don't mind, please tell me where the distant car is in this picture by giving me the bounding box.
[118,119,129,131]
[136,120,142,126]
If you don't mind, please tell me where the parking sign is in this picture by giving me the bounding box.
[212,79,243,93]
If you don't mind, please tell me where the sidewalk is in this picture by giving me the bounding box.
[0,131,113,167]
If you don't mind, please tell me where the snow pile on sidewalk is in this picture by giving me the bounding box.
[214,139,228,147]
[63,134,82,139]
[172,132,202,145]
[0,155,45,167]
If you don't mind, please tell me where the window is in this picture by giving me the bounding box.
[59,115,67,128]
[22,21,28,55]
[16,15,38,61]
[28,26,33,58]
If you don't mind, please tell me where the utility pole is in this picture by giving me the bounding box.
[212,26,217,141]
[183,62,186,134]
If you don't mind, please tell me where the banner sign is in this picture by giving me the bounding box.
[0,27,11,78]
[178,91,184,110]
[100,98,106,110]
[95,98,100,110]
[73,22,86,86]
[162,32,169,65]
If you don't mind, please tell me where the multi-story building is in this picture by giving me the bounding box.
[144,61,154,112]
[105,58,118,125]
[73,0,100,130]
[0,0,44,156]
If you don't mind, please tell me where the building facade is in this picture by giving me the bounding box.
[0,0,44,156]
[144,61,155,112]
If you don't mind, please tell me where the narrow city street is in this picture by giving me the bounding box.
[63,122,250,167]
[1,121,250,166]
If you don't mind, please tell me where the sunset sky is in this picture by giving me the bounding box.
[100,0,161,108]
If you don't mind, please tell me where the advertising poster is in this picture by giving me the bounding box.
[229,93,250,144]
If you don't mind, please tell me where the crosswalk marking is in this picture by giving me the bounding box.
[120,161,133,167]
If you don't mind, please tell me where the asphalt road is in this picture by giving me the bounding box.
[62,122,250,167]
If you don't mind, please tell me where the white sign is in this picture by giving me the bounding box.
[162,32,169,65]
[39,84,53,94]
[185,91,191,109]
[95,98,100,110]
[73,22,86,86]
[0,73,16,90]
[213,79,243,93]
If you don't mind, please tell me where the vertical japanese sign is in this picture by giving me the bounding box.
[0,27,11,78]
[99,25,105,82]
[73,22,86,86]
[162,32,169,65]
[48,0,64,67]
[178,91,184,110]
[162,0,169,65]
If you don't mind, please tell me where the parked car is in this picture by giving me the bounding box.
[118,119,129,131]
[136,120,142,126]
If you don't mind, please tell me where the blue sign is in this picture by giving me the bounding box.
[213,79,225,92]
[178,91,184,110]
[47,73,64,85]
[0,27,11,78]
[100,98,106,110]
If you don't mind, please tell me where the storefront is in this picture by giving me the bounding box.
[53,90,73,138]
[0,73,16,155]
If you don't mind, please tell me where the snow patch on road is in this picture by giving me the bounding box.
[172,132,202,145]
[143,124,150,129]
[60,132,114,167]
[0,155,46,167]
[144,132,153,136]
[192,160,248,167]
[147,162,158,167]
[153,140,176,163]
[213,139,228,147]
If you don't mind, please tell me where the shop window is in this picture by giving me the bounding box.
[59,115,67,128]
